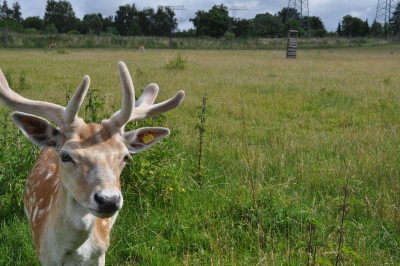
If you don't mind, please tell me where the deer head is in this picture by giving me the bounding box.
[0,62,184,219]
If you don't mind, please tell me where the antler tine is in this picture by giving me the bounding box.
[64,75,90,125]
[109,62,135,128]
[0,68,89,131]
[108,62,185,129]
[129,86,185,122]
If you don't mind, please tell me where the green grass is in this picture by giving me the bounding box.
[1,46,400,265]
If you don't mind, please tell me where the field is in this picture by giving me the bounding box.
[1,46,400,265]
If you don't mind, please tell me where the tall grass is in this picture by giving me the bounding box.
[0,31,399,50]
[0,47,400,264]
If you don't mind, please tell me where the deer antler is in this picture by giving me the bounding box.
[0,69,90,131]
[108,62,185,128]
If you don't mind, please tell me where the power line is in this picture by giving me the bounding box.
[226,6,248,19]
[157,5,186,11]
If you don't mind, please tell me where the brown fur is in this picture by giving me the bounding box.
[24,148,59,254]
[24,123,122,254]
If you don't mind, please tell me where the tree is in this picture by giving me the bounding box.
[23,16,44,30]
[362,19,370,37]
[198,4,230,38]
[0,0,13,21]
[278,17,305,37]
[341,15,364,37]
[11,1,21,23]
[306,16,325,30]
[102,15,114,32]
[389,3,400,34]
[140,7,156,36]
[253,12,283,37]
[371,19,383,36]
[189,10,205,36]
[276,7,300,24]
[45,23,58,34]
[114,4,140,36]
[128,22,142,36]
[44,0,79,33]
[80,13,102,35]
[153,6,176,37]
[231,18,253,38]
[315,28,327,37]
[383,21,392,36]
[337,21,342,36]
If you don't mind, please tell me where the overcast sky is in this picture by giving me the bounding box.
[16,0,379,32]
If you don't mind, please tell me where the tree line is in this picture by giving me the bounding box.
[0,0,399,38]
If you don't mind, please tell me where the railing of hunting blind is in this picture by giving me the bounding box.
[286,30,298,59]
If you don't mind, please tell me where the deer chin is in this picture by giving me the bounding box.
[88,208,119,219]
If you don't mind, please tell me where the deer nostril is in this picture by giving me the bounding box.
[94,193,106,206]
[93,193,122,213]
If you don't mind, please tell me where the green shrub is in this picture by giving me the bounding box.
[68,30,80,35]
[56,46,69,54]
[44,23,58,34]
[163,53,188,70]
[315,29,327,37]
[171,40,178,49]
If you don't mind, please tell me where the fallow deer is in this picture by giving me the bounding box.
[391,51,395,55]
[47,41,57,48]
[0,62,185,265]
[135,45,145,52]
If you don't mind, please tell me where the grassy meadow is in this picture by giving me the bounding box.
[1,46,400,265]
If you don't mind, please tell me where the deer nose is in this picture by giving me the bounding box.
[93,192,122,213]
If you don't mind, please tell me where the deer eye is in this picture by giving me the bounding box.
[60,153,72,163]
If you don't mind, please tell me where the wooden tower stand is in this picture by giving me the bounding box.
[286,30,298,59]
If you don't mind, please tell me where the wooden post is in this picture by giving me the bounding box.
[317,36,319,49]
[5,25,7,48]
[377,35,379,46]
[97,30,101,48]
[275,34,278,50]
[397,33,398,43]
[169,33,172,49]
[229,35,231,50]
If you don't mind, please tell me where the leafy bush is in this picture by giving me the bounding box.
[68,30,80,35]
[163,53,188,70]
[316,28,327,37]
[45,23,58,34]
[56,46,69,54]
[0,19,23,31]
[171,40,178,49]
[224,31,235,40]
[106,27,119,36]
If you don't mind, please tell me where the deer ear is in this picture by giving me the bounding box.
[122,127,170,153]
[11,112,61,149]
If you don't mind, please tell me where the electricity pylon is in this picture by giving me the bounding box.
[374,0,400,34]
[286,0,310,37]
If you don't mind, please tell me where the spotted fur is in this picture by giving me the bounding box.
[0,62,185,265]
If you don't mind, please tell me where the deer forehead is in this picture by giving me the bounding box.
[62,122,128,159]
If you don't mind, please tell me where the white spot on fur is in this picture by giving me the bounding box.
[48,195,53,211]
[45,171,53,180]
[32,206,38,222]
[102,221,107,226]
[38,209,45,219]
[53,179,59,187]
